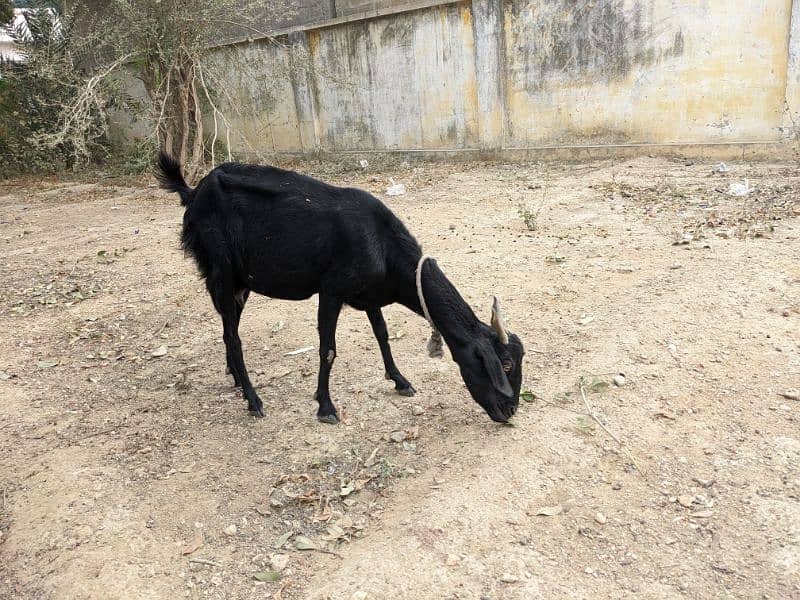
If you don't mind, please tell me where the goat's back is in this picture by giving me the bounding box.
[181,163,420,304]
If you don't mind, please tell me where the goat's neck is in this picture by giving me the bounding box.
[411,259,479,347]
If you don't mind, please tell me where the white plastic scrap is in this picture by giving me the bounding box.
[386,178,406,196]
[714,162,730,173]
[727,179,752,197]
[359,159,369,169]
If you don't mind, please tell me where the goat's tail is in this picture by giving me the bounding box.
[155,151,194,206]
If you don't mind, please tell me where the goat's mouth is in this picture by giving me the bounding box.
[488,402,516,423]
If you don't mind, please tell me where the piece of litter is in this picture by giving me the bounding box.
[727,179,752,197]
[578,315,595,326]
[284,346,314,356]
[359,159,369,169]
[714,162,730,173]
[386,178,406,196]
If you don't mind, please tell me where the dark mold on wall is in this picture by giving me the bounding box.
[506,0,685,92]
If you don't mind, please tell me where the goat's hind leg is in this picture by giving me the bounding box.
[226,289,250,387]
[366,307,416,397]
[314,294,343,424]
[208,277,264,416]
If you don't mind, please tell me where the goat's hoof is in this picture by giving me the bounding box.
[317,413,339,425]
[248,407,265,417]
[396,386,416,397]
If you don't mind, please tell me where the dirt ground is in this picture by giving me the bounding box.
[1,156,799,600]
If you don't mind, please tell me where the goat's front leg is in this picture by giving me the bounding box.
[314,294,343,424]
[366,307,416,397]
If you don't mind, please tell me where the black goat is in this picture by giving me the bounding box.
[155,153,524,423]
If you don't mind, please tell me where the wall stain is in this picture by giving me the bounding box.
[506,0,684,92]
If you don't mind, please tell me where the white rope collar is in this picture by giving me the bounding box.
[416,255,444,358]
[416,255,434,327]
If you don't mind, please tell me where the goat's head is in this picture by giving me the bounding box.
[452,298,524,423]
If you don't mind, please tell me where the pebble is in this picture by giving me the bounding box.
[783,309,791,317]
[446,554,460,566]
[389,431,406,443]
[677,495,694,508]
[500,573,519,583]
[594,512,607,524]
[411,405,425,416]
[270,554,289,571]
[223,524,237,536]
[612,374,626,387]
[351,592,367,600]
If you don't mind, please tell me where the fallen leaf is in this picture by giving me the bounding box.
[274,531,292,549]
[353,477,372,491]
[653,411,676,420]
[293,535,317,551]
[533,505,563,517]
[37,360,59,369]
[284,346,314,356]
[323,524,345,541]
[312,502,332,523]
[271,321,285,333]
[253,570,281,582]
[364,447,379,467]
[181,531,204,555]
[151,345,168,357]
[520,390,538,403]
[588,379,609,393]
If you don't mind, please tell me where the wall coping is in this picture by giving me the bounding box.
[210,0,463,49]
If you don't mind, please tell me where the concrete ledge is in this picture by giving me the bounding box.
[212,0,463,48]
[236,141,796,163]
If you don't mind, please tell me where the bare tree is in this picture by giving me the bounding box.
[3,0,297,177]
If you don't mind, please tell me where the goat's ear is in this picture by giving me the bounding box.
[477,342,513,397]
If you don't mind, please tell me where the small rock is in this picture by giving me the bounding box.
[445,554,460,566]
[411,405,425,416]
[270,498,284,509]
[223,524,237,536]
[594,512,607,524]
[500,573,519,583]
[783,309,791,317]
[351,592,368,600]
[670,263,683,270]
[612,374,626,387]
[270,554,289,572]
[677,495,694,508]
[389,431,406,443]
[612,482,622,491]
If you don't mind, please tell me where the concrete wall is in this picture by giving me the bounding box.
[196,0,800,155]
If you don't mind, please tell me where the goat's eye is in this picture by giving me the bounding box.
[502,359,513,373]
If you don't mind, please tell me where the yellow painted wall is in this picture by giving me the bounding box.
[186,0,800,154]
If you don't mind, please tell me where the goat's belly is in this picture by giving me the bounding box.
[248,279,318,301]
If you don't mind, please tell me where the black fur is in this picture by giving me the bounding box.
[156,153,524,423]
